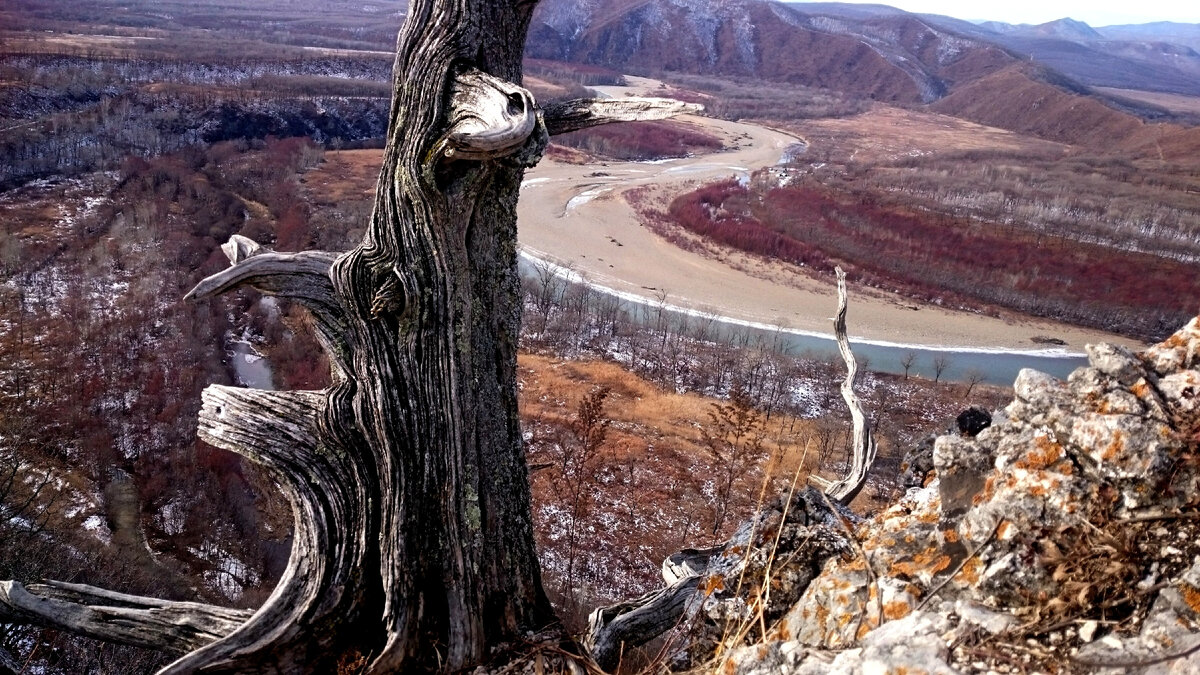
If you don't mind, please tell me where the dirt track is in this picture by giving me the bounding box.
[517,77,1141,353]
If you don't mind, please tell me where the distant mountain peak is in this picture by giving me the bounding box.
[1031,17,1102,40]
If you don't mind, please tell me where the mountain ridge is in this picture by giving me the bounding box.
[529,0,1200,102]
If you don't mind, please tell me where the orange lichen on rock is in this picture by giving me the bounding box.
[815,603,830,627]
[1165,333,1187,348]
[890,547,952,578]
[957,557,984,585]
[943,528,959,543]
[883,601,912,621]
[1101,430,1127,461]
[973,475,997,506]
[1182,583,1200,614]
[704,575,726,596]
[842,557,868,572]
[1016,434,1064,470]
[997,520,1014,540]
[855,620,874,641]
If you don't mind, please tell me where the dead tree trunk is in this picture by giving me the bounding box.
[585,268,877,669]
[0,0,696,672]
[816,266,878,505]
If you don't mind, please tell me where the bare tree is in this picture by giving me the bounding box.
[0,0,698,669]
[528,257,568,337]
[899,351,917,380]
[537,387,612,623]
[932,354,952,383]
[963,368,987,398]
[700,386,767,538]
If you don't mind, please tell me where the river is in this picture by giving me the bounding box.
[517,253,1087,386]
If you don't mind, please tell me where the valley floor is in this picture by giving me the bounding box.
[517,78,1145,353]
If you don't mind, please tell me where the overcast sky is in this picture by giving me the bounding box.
[795,1,1200,27]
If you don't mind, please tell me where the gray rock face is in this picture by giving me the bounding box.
[693,317,1200,674]
[899,433,938,490]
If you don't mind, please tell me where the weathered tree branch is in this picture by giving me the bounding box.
[165,383,376,674]
[821,266,878,505]
[185,235,350,371]
[0,580,251,655]
[196,386,323,465]
[542,98,704,136]
[662,545,722,585]
[184,251,341,308]
[585,574,702,671]
[584,545,720,668]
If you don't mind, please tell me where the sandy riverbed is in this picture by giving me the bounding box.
[516,77,1143,354]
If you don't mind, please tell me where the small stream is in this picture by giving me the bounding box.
[230,340,275,390]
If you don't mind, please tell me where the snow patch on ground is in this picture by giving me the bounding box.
[565,186,613,211]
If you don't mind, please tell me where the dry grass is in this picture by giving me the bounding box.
[301,149,384,205]
[524,75,571,101]
[519,353,826,627]
[0,31,165,58]
[1095,87,1200,117]
[519,353,815,477]
[778,105,1066,165]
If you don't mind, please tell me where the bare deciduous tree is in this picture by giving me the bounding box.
[932,353,952,383]
[963,368,987,398]
[536,387,612,623]
[700,386,767,538]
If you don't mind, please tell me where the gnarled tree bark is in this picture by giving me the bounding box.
[0,581,252,656]
[0,0,697,671]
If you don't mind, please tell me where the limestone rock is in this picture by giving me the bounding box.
[696,316,1200,675]
[899,433,937,490]
[1141,316,1200,377]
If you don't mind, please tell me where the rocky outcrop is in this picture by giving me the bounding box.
[655,317,1200,673]
[899,408,993,491]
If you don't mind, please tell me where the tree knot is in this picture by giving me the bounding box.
[437,68,539,162]
[370,267,409,319]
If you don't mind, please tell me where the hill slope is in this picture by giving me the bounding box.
[931,63,1200,158]
[528,0,1015,103]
